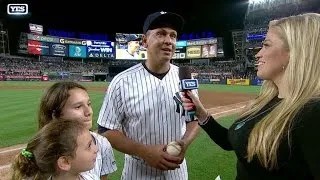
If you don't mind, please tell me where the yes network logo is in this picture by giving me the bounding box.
[7,4,28,15]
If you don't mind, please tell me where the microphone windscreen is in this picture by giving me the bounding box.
[179,66,191,80]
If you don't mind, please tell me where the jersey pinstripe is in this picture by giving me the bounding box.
[81,131,117,178]
[97,63,196,180]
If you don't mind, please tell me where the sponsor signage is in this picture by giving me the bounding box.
[29,23,43,35]
[176,40,187,47]
[59,38,87,45]
[186,46,201,58]
[86,40,115,59]
[227,79,250,86]
[187,38,217,46]
[69,45,87,58]
[27,34,59,43]
[50,43,68,57]
[27,40,49,55]
[172,46,186,59]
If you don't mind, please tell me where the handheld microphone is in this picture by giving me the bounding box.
[178,66,199,121]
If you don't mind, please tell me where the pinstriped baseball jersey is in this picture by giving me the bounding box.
[81,131,117,178]
[97,63,196,179]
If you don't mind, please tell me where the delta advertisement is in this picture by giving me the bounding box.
[115,33,147,60]
[27,40,50,55]
[86,40,115,59]
[172,41,186,59]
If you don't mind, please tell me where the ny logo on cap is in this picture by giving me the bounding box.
[160,11,167,14]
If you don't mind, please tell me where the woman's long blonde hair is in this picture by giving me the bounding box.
[240,13,320,170]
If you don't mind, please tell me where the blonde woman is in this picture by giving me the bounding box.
[181,13,320,179]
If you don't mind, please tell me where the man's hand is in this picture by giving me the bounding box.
[140,144,182,171]
[164,140,186,164]
[176,140,187,164]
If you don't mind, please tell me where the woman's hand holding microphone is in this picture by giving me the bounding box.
[181,91,210,124]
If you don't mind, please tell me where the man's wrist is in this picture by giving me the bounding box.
[134,144,148,158]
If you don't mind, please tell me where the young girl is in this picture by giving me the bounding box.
[11,119,99,180]
[38,81,117,180]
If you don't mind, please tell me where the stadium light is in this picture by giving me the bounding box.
[249,0,266,4]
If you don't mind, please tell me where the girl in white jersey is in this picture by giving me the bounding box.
[11,119,99,180]
[38,81,117,180]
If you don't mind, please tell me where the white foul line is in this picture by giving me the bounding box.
[0,147,26,155]
[212,106,245,116]
[0,164,10,170]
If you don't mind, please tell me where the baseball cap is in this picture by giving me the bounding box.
[143,11,185,34]
[126,34,141,42]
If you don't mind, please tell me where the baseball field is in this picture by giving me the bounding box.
[0,81,260,180]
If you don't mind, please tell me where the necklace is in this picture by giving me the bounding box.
[50,175,82,180]
[234,100,281,130]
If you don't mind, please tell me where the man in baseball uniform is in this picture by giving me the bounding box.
[97,11,200,180]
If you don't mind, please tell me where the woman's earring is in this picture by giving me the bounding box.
[282,65,285,70]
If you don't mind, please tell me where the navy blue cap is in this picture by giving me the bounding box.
[143,11,185,34]
[126,34,141,42]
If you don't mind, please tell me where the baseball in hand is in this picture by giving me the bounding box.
[166,141,182,156]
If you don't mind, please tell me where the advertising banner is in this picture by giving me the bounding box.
[172,40,187,59]
[172,46,186,59]
[176,40,187,47]
[49,43,68,57]
[257,79,264,86]
[86,40,115,59]
[59,38,87,46]
[28,40,50,55]
[42,75,49,81]
[27,34,59,43]
[0,75,5,81]
[251,78,264,86]
[187,38,217,46]
[69,45,87,58]
[227,79,250,86]
[186,46,201,58]
[115,33,147,60]
[29,23,43,35]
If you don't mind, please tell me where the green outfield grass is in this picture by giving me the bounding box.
[0,81,260,147]
[0,81,260,179]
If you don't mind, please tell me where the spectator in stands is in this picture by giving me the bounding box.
[181,13,320,179]
[38,81,117,180]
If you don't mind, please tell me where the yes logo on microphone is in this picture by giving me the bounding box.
[180,79,199,90]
